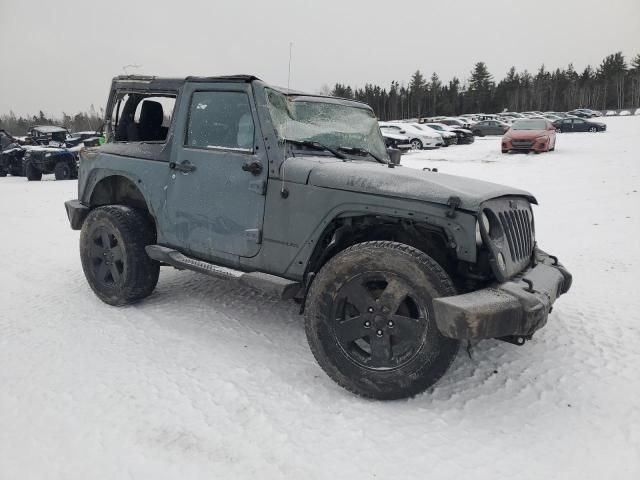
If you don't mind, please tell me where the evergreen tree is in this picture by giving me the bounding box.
[409,70,427,118]
[467,62,494,112]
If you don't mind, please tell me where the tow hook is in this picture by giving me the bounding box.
[497,335,531,346]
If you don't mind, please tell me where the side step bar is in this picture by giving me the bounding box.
[145,245,301,300]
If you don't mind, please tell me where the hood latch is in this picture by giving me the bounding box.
[446,196,461,218]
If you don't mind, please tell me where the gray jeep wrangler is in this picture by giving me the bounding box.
[64,75,571,399]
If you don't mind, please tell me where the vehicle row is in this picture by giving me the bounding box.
[379,120,474,151]
[0,126,103,180]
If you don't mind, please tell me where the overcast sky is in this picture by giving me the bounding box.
[0,0,638,116]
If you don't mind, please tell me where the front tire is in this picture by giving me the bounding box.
[54,161,73,180]
[589,126,597,133]
[80,205,160,306]
[24,160,42,181]
[305,241,459,400]
[410,139,423,150]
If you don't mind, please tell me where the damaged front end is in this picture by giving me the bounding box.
[433,196,572,341]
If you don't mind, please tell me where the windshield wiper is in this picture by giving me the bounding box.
[283,139,347,160]
[337,146,387,164]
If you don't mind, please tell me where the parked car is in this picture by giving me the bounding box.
[422,122,475,145]
[27,125,71,144]
[22,145,79,181]
[379,122,442,149]
[567,109,596,118]
[63,74,572,400]
[553,117,606,133]
[68,131,105,148]
[502,118,556,153]
[573,108,602,117]
[410,123,457,146]
[438,118,466,129]
[472,120,510,136]
[542,114,562,122]
[381,130,411,152]
[12,126,82,181]
[501,112,525,118]
[0,129,20,176]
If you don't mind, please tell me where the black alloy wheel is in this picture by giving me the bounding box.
[89,227,125,288]
[332,272,427,371]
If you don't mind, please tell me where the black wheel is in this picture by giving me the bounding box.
[410,139,423,150]
[0,168,7,177]
[24,160,42,181]
[305,241,459,400]
[556,127,562,133]
[54,161,73,180]
[80,205,160,306]
[589,126,597,133]
[473,130,484,137]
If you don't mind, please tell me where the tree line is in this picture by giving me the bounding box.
[0,106,104,136]
[2,51,639,133]
[328,51,640,120]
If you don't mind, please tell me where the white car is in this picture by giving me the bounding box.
[379,122,442,149]
[409,122,457,146]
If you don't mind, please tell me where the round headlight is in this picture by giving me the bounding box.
[497,252,506,271]
[480,212,490,235]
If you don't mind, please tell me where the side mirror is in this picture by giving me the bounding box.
[399,130,406,134]
[387,148,401,165]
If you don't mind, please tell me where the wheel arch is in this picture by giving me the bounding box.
[295,213,465,313]
[84,174,157,231]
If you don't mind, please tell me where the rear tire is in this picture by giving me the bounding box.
[0,168,7,177]
[305,241,459,400]
[80,205,160,306]
[54,161,73,180]
[24,160,42,181]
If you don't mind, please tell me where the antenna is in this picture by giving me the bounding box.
[122,64,142,75]
[287,42,293,93]
[281,42,293,197]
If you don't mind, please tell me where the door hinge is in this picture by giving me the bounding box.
[249,180,267,195]
[245,228,262,244]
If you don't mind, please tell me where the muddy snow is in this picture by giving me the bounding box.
[1,116,639,479]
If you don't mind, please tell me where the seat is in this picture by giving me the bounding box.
[138,101,165,141]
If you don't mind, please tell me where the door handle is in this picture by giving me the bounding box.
[241,160,263,175]
[169,160,196,173]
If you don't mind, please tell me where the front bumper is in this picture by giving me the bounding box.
[64,199,90,230]
[433,248,571,340]
[502,138,549,152]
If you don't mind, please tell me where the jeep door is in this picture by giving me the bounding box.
[162,82,267,260]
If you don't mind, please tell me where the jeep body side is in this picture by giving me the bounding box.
[64,75,571,399]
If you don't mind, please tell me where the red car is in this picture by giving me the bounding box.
[502,119,556,154]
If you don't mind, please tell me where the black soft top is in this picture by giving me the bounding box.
[111,74,259,91]
[110,75,369,109]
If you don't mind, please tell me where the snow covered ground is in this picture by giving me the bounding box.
[1,116,639,479]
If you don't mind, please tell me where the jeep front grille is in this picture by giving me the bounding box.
[480,197,536,281]
[498,209,533,262]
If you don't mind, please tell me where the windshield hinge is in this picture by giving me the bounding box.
[446,196,461,218]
